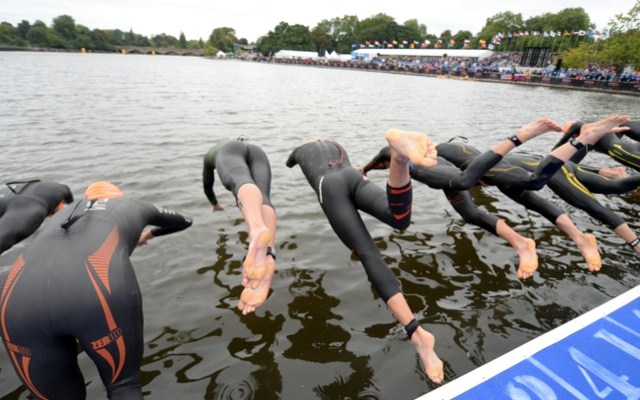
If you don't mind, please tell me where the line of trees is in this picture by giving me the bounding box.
[1,2,638,74]
[0,15,206,52]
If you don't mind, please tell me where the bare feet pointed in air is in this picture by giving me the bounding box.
[238,256,275,315]
[517,117,562,142]
[385,128,438,168]
[577,115,630,145]
[243,228,272,283]
[516,238,538,279]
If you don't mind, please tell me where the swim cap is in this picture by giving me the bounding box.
[84,181,124,200]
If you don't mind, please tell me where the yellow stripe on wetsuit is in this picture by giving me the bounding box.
[561,165,595,199]
[609,144,640,169]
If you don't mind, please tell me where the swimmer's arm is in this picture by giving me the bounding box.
[146,205,193,237]
[285,151,298,168]
[359,146,391,175]
[622,121,640,142]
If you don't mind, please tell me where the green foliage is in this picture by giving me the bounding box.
[208,27,237,53]
[560,43,593,68]
[314,15,359,54]
[151,33,179,48]
[598,0,640,74]
[257,22,315,55]
[52,15,76,40]
[477,11,524,42]
[179,32,187,48]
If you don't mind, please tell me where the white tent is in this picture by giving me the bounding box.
[274,50,352,61]
[350,48,493,60]
[274,50,320,59]
[216,50,227,58]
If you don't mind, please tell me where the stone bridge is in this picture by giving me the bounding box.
[114,46,204,56]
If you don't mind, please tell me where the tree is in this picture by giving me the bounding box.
[311,25,332,53]
[402,19,427,42]
[453,30,473,49]
[598,0,640,74]
[16,20,31,39]
[560,43,593,68]
[477,11,524,41]
[257,22,315,55]
[356,13,398,45]
[209,27,237,53]
[179,32,187,48]
[52,15,76,40]
[0,22,16,45]
[315,15,359,54]
[151,33,179,48]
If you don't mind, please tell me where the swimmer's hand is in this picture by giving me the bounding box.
[213,204,225,212]
[137,230,154,247]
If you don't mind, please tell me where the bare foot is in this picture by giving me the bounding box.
[238,257,275,315]
[412,327,444,384]
[577,234,601,272]
[243,228,272,283]
[516,118,562,142]
[599,166,628,180]
[516,238,538,279]
[577,115,630,144]
[385,129,438,168]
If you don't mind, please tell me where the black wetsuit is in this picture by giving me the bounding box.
[436,142,569,226]
[0,197,192,399]
[286,140,411,302]
[361,146,505,234]
[557,121,640,171]
[203,140,274,208]
[0,181,73,254]
[509,154,640,230]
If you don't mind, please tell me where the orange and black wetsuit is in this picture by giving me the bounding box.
[203,139,274,208]
[286,140,411,302]
[0,197,192,399]
[0,180,73,255]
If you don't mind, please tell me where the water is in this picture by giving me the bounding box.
[0,52,639,399]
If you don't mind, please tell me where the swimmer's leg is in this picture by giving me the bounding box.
[238,203,277,314]
[614,223,640,255]
[237,183,272,282]
[387,293,444,384]
[495,219,539,279]
[555,214,602,272]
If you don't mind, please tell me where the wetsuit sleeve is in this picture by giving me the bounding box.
[622,121,640,142]
[144,204,193,237]
[203,150,218,206]
[575,166,640,194]
[285,148,299,168]
[0,198,50,254]
[553,121,590,164]
[361,146,392,174]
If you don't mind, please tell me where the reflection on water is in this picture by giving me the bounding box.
[0,52,639,399]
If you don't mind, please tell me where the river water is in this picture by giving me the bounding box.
[0,52,639,399]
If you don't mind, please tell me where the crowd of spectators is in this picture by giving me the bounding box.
[266,50,640,85]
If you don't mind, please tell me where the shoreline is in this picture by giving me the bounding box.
[255,58,640,97]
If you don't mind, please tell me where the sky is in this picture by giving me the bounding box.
[1,0,636,43]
